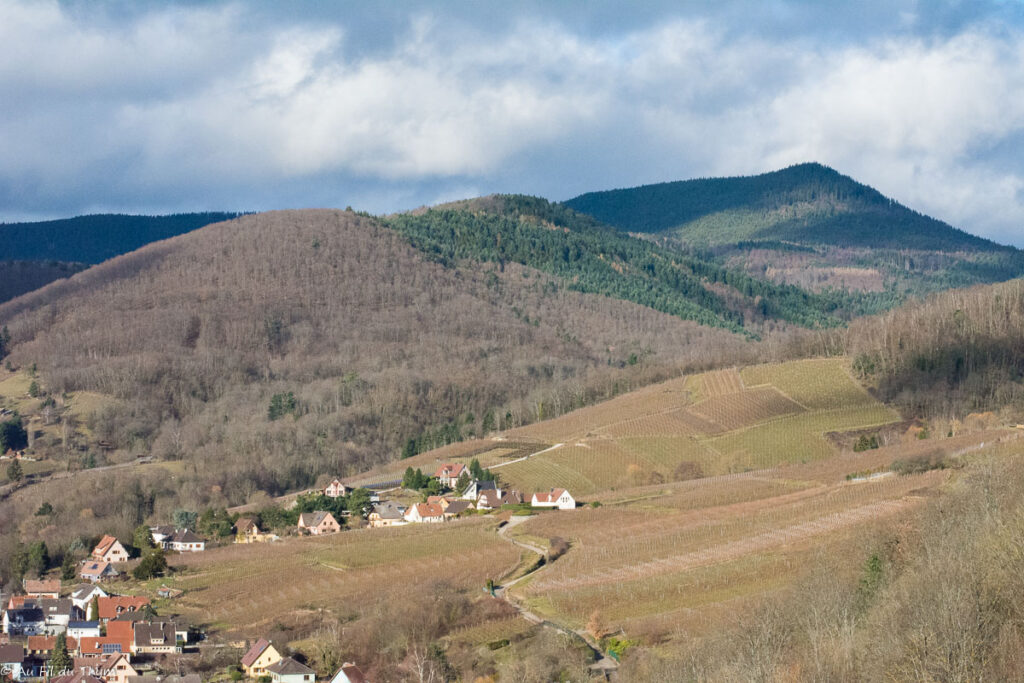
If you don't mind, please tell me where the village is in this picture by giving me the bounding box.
[0,461,576,683]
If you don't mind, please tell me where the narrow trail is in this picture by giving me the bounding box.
[489,442,564,470]
[492,516,618,678]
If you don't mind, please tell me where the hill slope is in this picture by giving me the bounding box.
[0,212,241,264]
[564,163,1002,251]
[0,209,776,550]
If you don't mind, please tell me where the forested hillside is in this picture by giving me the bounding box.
[386,195,864,332]
[567,163,1024,301]
[0,260,87,303]
[0,209,773,552]
[0,212,240,263]
[843,277,1024,417]
[564,163,1003,251]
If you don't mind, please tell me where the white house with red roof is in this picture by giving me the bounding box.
[531,488,576,510]
[323,479,350,498]
[403,502,446,523]
[433,463,466,487]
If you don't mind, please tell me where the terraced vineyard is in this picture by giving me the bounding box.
[490,358,904,494]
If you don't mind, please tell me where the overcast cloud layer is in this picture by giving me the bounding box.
[2,0,1024,245]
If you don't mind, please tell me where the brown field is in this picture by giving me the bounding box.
[165,517,518,634]
[687,385,804,431]
[700,368,745,396]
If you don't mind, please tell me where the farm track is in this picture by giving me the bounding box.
[493,516,618,675]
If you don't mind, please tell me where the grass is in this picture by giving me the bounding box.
[741,358,877,410]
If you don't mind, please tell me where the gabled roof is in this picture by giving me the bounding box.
[97,595,150,620]
[241,638,273,667]
[371,501,405,519]
[477,490,503,507]
[70,584,107,601]
[80,561,116,578]
[335,663,367,683]
[6,606,44,622]
[170,529,203,544]
[28,635,79,652]
[407,502,445,519]
[533,488,568,503]
[471,480,498,492]
[444,500,473,515]
[24,578,61,595]
[236,517,258,533]
[434,463,466,478]
[133,621,177,647]
[92,535,122,556]
[267,656,315,676]
[149,525,176,537]
[298,511,336,527]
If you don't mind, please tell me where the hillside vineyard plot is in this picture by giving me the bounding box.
[487,358,902,494]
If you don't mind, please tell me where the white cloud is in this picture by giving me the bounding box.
[1,0,1023,243]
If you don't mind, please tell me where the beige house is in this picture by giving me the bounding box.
[241,638,282,679]
[297,511,341,535]
[91,535,129,563]
[368,501,406,528]
[24,579,60,599]
[235,518,271,543]
[434,463,466,488]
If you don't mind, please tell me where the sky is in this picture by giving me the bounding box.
[2,0,1024,245]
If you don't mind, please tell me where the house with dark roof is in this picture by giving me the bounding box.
[148,526,176,545]
[297,511,340,535]
[442,500,473,519]
[69,585,107,613]
[266,656,315,683]
[476,489,503,510]
[166,529,205,552]
[132,621,181,655]
[0,643,25,680]
[2,605,44,635]
[367,501,407,528]
[462,479,498,501]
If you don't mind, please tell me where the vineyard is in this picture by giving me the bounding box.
[488,358,905,494]
[164,517,519,634]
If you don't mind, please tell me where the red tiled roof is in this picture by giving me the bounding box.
[24,579,61,595]
[78,636,131,656]
[97,596,149,620]
[433,463,465,478]
[27,635,78,652]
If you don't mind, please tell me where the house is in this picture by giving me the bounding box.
[2,606,44,635]
[403,502,446,524]
[463,479,498,501]
[97,596,150,622]
[433,463,466,488]
[241,638,282,679]
[77,636,131,657]
[499,491,524,505]
[148,526,176,545]
[266,657,315,683]
[24,579,61,599]
[297,511,340,535]
[367,501,407,528]
[73,653,137,683]
[91,535,129,564]
[476,489,503,510]
[426,495,457,510]
[70,585,107,613]
[38,598,79,634]
[165,529,205,552]
[323,479,350,498]
[27,635,79,657]
[79,561,118,584]
[329,662,368,683]
[0,644,25,681]
[68,621,102,639]
[442,500,473,519]
[132,621,182,655]
[234,518,266,544]
[531,488,576,510]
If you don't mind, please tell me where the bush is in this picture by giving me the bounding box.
[891,452,958,475]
